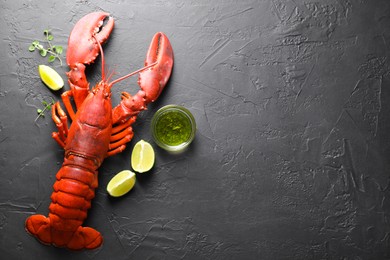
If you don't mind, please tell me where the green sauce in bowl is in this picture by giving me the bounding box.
[151,105,196,151]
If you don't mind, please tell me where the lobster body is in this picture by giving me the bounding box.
[26,84,113,249]
[25,12,173,250]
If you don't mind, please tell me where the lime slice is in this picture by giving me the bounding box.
[38,64,64,90]
[107,170,136,197]
[131,140,155,173]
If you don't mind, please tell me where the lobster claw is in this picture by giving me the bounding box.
[111,32,174,124]
[138,32,174,103]
[66,12,114,68]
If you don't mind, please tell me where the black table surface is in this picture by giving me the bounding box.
[1,0,390,259]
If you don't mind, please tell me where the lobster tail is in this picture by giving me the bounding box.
[25,215,102,250]
[25,164,103,250]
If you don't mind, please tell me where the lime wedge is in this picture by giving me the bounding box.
[107,170,136,197]
[38,64,64,90]
[131,140,155,173]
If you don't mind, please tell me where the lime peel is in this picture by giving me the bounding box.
[131,140,155,173]
[107,170,136,197]
[38,64,64,90]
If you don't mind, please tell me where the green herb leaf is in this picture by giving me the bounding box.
[39,49,47,57]
[29,30,63,66]
[35,98,55,122]
[48,55,56,63]
[54,46,63,54]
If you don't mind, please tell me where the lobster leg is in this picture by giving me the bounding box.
[111,32,174,125]
[106,117,135,157]
[60,91,78,121]
[51,102,69,148]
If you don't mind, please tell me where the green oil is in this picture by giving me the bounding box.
[154,110,192,146]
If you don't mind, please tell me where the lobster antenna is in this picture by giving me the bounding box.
[93,35,106,82]
[109,61,157,87]
[106,69,116,83]
[93,35,157,87]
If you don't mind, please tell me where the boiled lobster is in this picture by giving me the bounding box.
[25,12,173,250]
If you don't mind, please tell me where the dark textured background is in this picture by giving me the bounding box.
[1,0,390,259]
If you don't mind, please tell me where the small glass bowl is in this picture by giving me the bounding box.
[151,105,196,152]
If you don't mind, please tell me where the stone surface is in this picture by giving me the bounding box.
[0,0,390,259]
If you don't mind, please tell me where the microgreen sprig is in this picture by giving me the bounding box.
[35,98,55,122]
[29,30,63,65]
